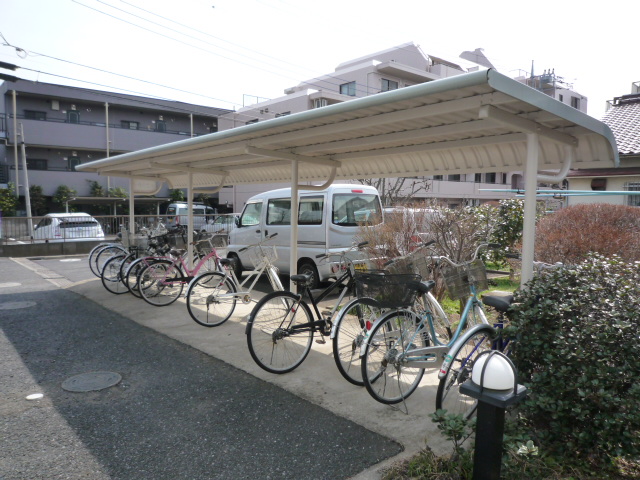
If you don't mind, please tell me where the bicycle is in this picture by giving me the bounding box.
[185,234,284,327]
[245,241,372,374]
[436,258,563,418]
[331,241,449,387]
[135,233,224,307]
[100,230,175,295]
[360,244,496,407]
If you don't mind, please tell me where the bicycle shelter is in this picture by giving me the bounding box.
[76,69,618,287]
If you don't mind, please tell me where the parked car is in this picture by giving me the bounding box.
[165,202,216,230]
[202,214,238,234]
[33,213,105,242]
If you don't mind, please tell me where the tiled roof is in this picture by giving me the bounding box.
[602,95,640,155]
[568,167,640,177]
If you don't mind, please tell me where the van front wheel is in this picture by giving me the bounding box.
[298,261,320,290]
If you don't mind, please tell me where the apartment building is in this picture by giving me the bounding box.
[566,81,640,206]
[216,42,589,209]
[0,79,230,211]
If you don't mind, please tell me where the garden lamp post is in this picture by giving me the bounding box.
[460,351,528,480]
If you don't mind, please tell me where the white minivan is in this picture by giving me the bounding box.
[227,184,383,288]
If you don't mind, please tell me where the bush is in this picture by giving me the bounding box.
[509,254,640,465]
[535,204,640,264]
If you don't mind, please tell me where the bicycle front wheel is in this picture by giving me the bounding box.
[332,298,383,386]
[361,309,426,404]
[435,325,495,419]
[186,272,237,327]
[101,254,129,295]
[95,244,127,276]
[138,260,184,307]
[246,291,314,374]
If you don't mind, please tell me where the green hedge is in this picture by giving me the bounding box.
[509,254,640,464]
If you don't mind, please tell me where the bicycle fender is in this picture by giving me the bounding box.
[358,308,413,358]
[437,323,496,380]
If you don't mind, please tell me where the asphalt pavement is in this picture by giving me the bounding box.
[0,255,447,480]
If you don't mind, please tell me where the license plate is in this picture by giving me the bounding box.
[354,263,368,272]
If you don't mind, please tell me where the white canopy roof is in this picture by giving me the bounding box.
[77,69,618,189]
[77,69,618,286]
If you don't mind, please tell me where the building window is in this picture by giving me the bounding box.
[67,110,80,124]
[381,79,398,92]
[340,81,356,96]
[68,156,81,171]
[591,178,607,191]
[245,119,259,125]
[485,172,497,184]
[625,182,640,206]
[121,120,139,130]
[433,175,443,180]
[448,174,461,182]
[474,173,482,183]
[571,96,580,109]
[275,111,291,118]
[559,94,564,103]
[27,158,48,170]
[313,99,328,109]
[24,110,46,121]
[155,120,167,132]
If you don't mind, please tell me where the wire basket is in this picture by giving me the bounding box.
[355,272,421,308]
[385,256,415,275]
[442,259,488,300]
[120,228,150,249]
[248,245,278,269]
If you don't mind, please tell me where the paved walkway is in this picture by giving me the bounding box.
[1,255,449,479]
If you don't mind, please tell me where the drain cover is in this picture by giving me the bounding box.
[62,371,122,392]
[0,301,36,310]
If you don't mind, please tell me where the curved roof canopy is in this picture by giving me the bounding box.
[77,69,618,189]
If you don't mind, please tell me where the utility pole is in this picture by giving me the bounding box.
[12,90,19,196]
[19,123,33,236]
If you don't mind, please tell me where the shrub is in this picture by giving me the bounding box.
[509,254,640,464]
[535,203,640,264]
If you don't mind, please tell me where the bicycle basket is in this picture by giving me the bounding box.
[120,228,150,249]
[442,259,488,300]
[355,272,421,308]
[248,245,278,269]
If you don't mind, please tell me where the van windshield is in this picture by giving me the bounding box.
[332,193,382,226]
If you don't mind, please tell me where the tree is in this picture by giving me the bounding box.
[89,180,106,197]
[0,183,19,217]
[108,187,128,199]
[357,177,431,207]
[52,185,77,211]
[29,185,47,216]
[169,189,185,202]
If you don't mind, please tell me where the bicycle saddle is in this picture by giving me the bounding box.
[482,294,514,313]
[219,258,233,266]
[290,273,312,285]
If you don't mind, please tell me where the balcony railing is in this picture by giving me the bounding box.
[4,113,210,137]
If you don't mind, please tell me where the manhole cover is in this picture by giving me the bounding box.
[62,371,122,392]
[0,282,21,288]
[0,301,36,310]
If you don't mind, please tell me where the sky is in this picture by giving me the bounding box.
[1,0,637,121]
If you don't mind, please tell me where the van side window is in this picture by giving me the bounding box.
[240,202,262,227]
[298,196,323,225]
[332,193,383,226]
[267,198,291,225]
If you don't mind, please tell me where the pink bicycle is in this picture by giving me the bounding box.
[136,235,223,307]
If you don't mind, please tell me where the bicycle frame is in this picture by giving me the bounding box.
[359,275,489,370]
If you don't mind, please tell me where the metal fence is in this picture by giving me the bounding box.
[0,214,236,244]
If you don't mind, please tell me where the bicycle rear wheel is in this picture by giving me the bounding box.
[138,260,184,307]
[186,272,237,327]
[361,309,426,404]
[101,254,129,294]
[94,244,127,277]
[88,242,113,277]
[246,291,313,374]
[332,298,383,386]
[435,325,495,419]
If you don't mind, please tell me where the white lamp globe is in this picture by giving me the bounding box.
[471,353,515,391]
